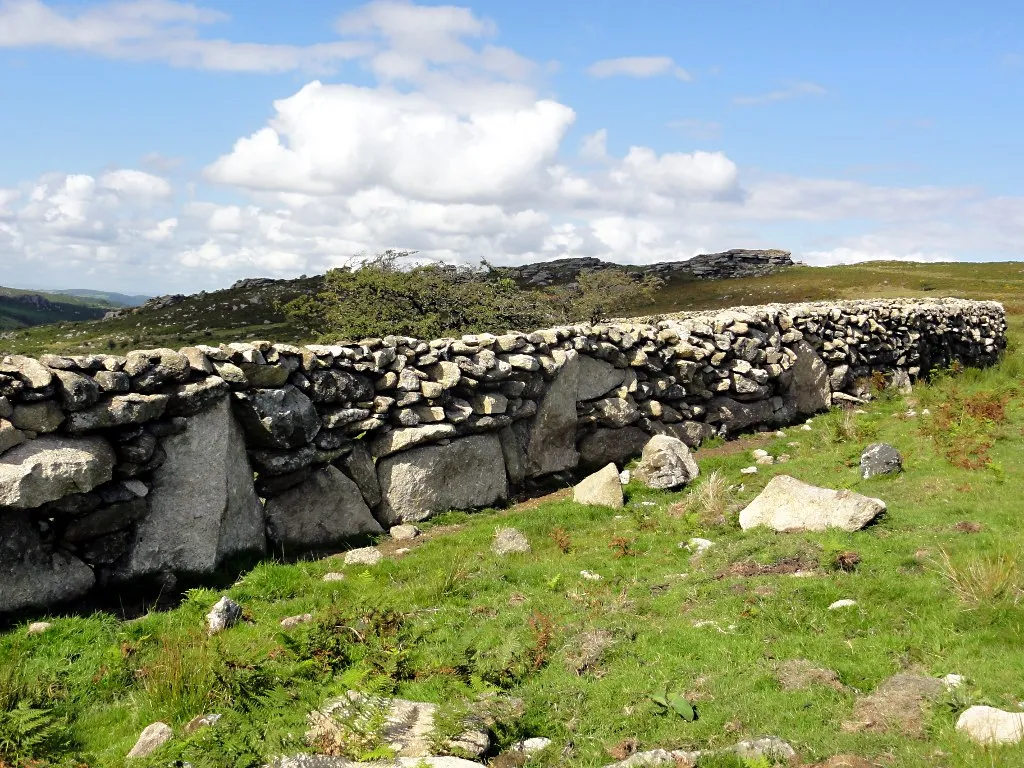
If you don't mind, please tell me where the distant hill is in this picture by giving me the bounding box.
[0,286,117,331]
[47,289,151,307]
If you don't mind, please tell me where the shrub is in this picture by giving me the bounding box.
[281,251,553,341]
[550,268,664,324]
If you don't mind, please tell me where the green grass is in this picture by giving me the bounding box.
[4,324,1024,766]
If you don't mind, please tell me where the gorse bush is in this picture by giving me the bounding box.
[281,251,662,341]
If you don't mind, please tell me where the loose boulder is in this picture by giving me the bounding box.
[860,443,903,479]
[119,398,265,579]
[265,466,382,551]
[573,463,624,508]
[739,475,885,532]
[376,434,507,526]
[633,435,699,490]
[956,705,1024,745]
[0,435,115,509]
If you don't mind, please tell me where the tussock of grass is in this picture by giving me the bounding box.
[935,548,1023,609]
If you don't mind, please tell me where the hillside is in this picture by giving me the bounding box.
[0,286,121,331]
[2,260,1023,358]
[46,288,150,307]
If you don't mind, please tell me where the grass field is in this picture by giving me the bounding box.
[2,287,1024,766]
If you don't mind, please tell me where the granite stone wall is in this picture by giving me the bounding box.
[0,297,1006,615]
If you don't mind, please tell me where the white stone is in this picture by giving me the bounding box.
[343,547,383,566]
[619,469,630,485]
[828,599,857,610]
[573,463,624,508]
[580,570,602,581]
[390,524,421,540]
[492,527,531,555]
[740,466,758,475]
[207,595,242,635]
[127,721,173,758]
[511,737,553,755]
[685,537,715,555]
[739,475,886,532]
[26,621,52,635]
[323,572,346,582]
[956,705,1024,745]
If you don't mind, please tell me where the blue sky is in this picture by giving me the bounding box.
[0,0,1021,293]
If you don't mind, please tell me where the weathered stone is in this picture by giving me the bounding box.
[634,435,699,490]
[492,527,531,555]
[337,442,382,507]
[739,475,886,532]
[93,370,130,393]
[0,419,23,455]
[523,349,580,477]
[377,434,507,525]
[249,445,317,476]
[575,355,627,401]
[0,511,95,614]
[577,426,650,470]
[0,355,52,388]
[126,721,173,759]
[64,498,147,542]
[67,393,169,433]
[573,463,624,508]
[167,376,229,417]
[343,547,383,566]
[119,398,264,579]
[390,524,420,540]
[52,369,101,411]
[206,595,243,635]
[232,386,320,449]
[591,396,642,428]
[10,400,64,433]
[0,435,115,508]
[860,443,902,479]
[265,466,382,550]
[956,706,1024,745]
[704,396,774,435]
[471,392,508,415]
[654,420,716,449]
[369,423,457,458]
[783,340,831,415]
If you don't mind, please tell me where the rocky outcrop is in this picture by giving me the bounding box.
[0,298,1006,614]
[511,249,794,286]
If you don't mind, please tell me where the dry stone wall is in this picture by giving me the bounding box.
[0,297,1006,615]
